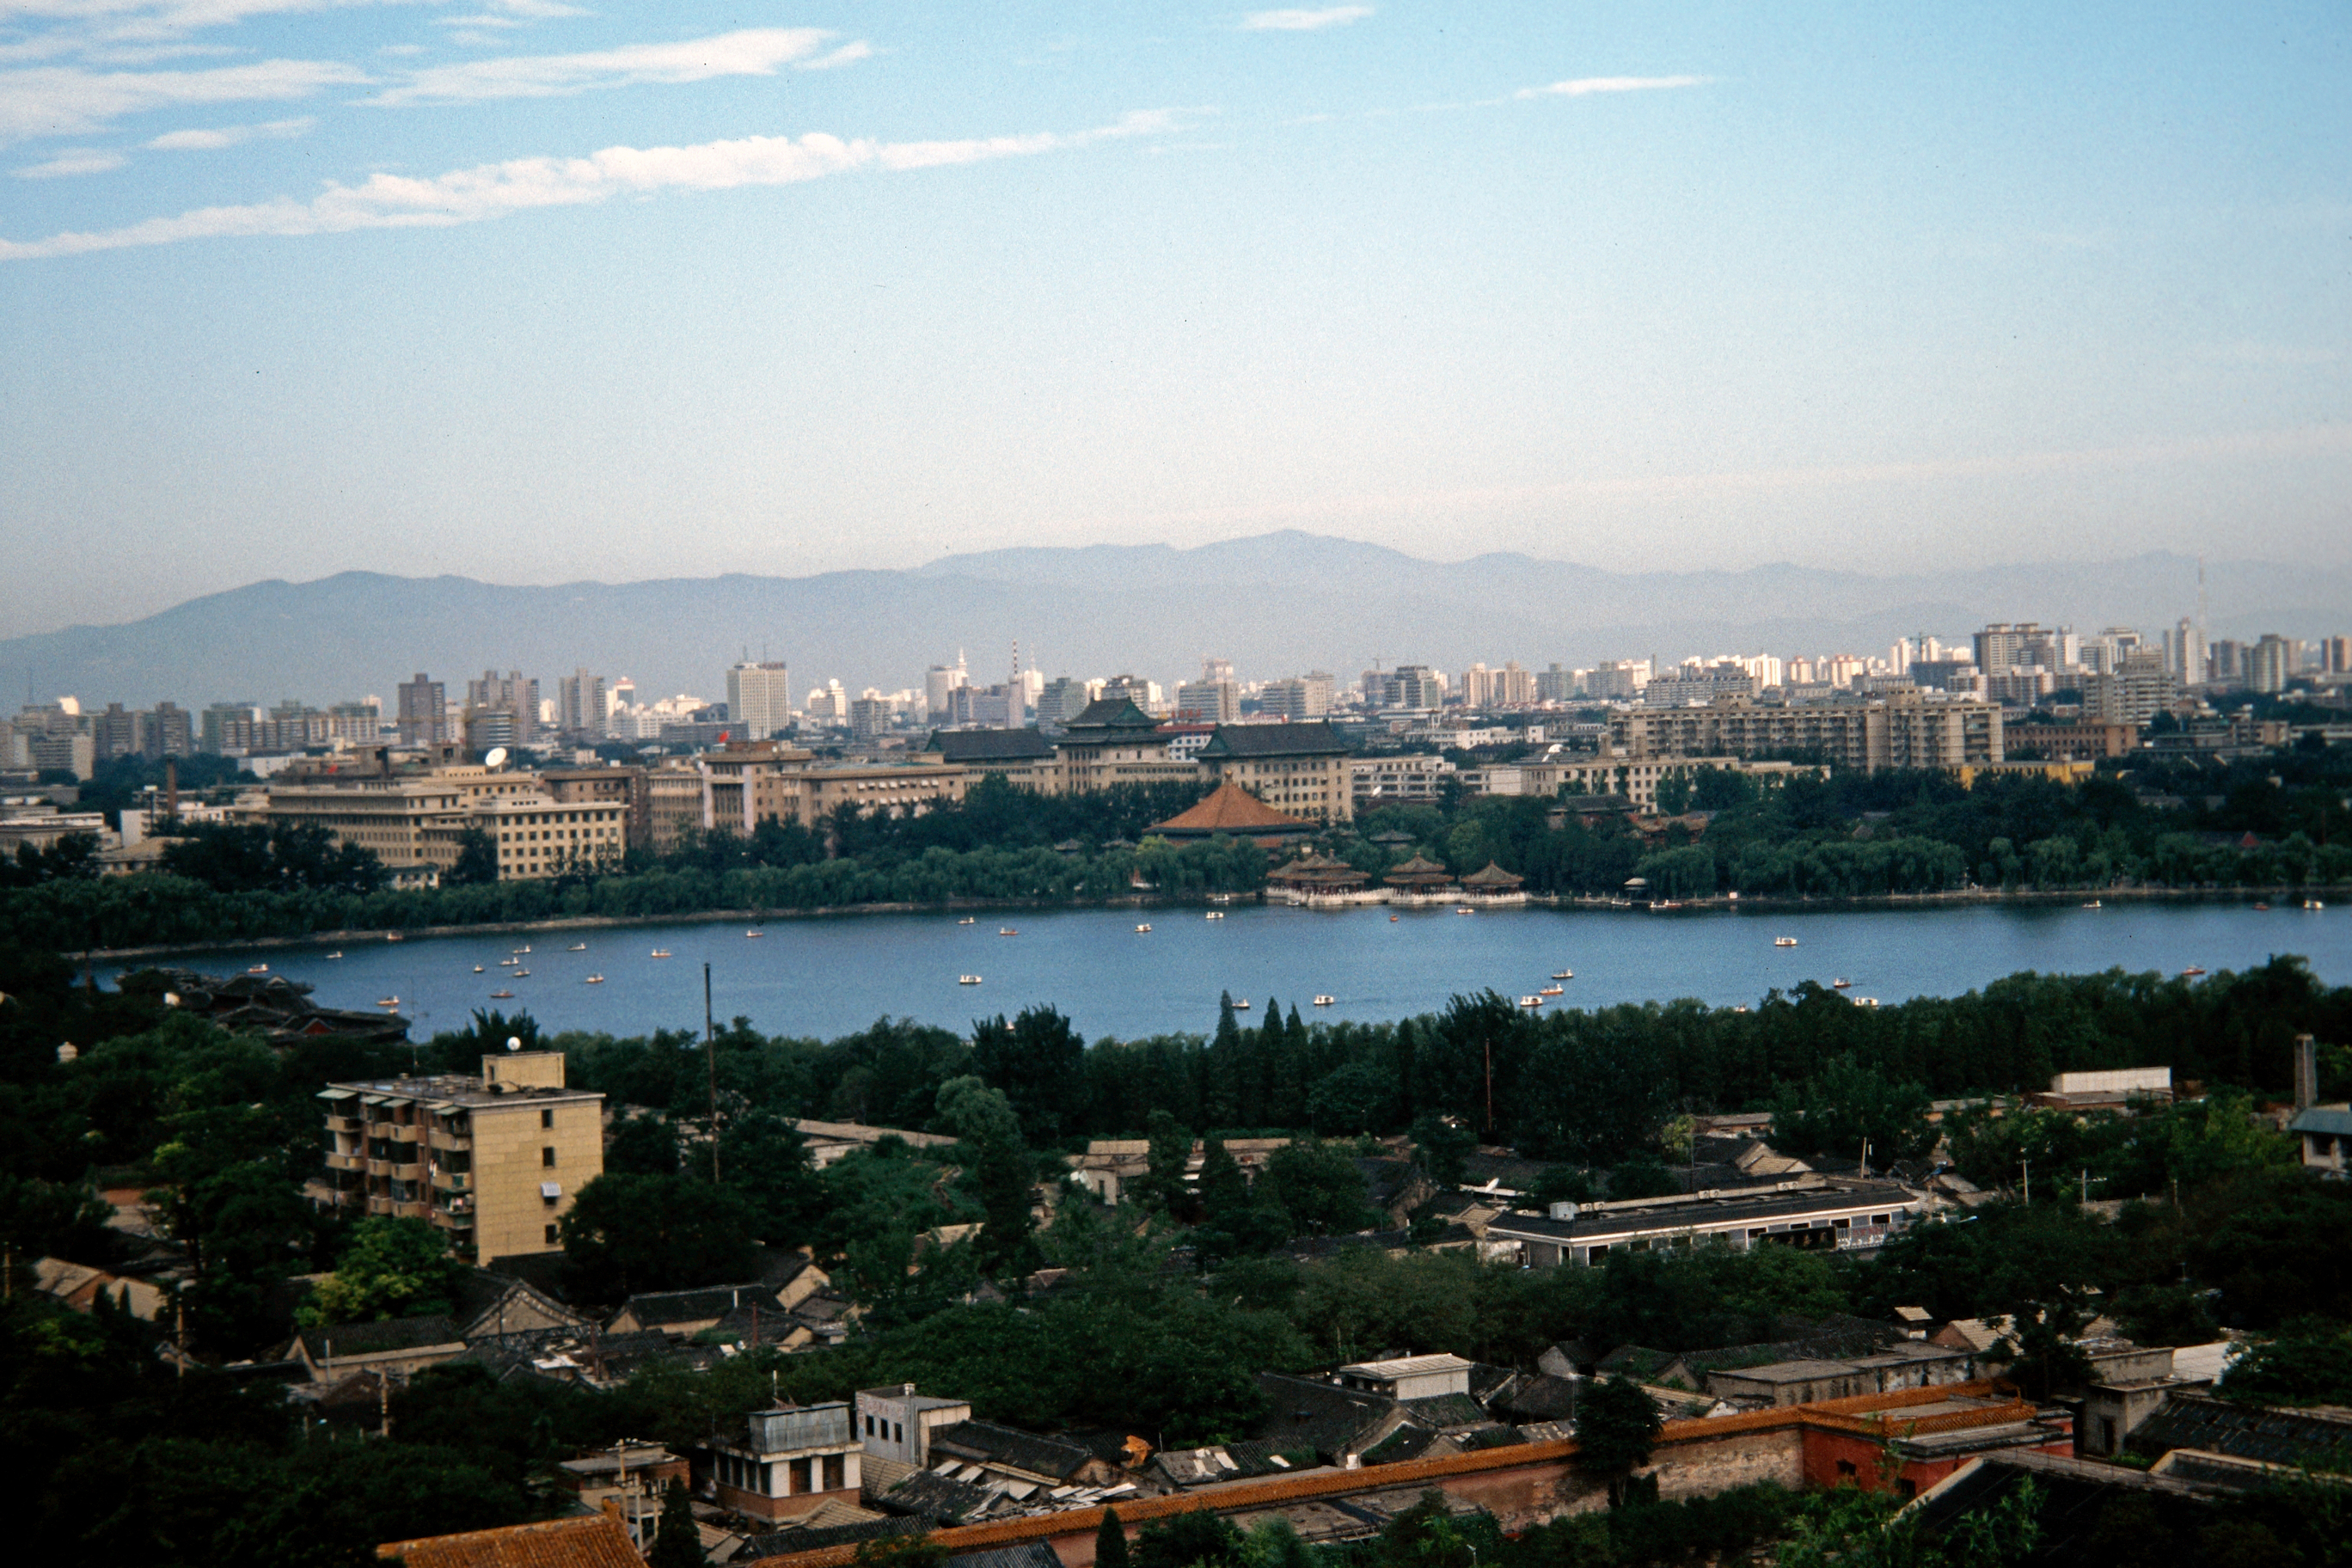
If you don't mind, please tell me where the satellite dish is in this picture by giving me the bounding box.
[505,1036,523,1052]
[484,747,510,769]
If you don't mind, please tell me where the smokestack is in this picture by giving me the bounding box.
[2294,1034,2318,1112]
[164,757,178,818]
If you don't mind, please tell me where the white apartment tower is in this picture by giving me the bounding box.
[727,662,794,739]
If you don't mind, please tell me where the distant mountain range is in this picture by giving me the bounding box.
[5,532,2348,710]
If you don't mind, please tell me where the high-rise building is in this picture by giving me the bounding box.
[2165,619,2207,687]
[1535,664,1575,703]
[726,662,793,740]
[2083,651,2174,724]
[92,702,144,761]
[557,670,606,738]
[145,701,194,758]
[925,656,970,720]
[1173,679,1239,724]
[2247,634,2294,695]
[1036,677,1098,727]
[1389,665,1444,709]
[396,674,445,746]
[466,671,540,745]
[1260,672,1335,722]
[848,695,891,742]
[2324,635,2351,675]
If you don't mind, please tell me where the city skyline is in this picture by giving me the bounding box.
[4,3,2348,638]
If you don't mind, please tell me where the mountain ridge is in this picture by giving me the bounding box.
[3,533,2343,709]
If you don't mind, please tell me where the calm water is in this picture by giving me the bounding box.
[144,899,2352,1044]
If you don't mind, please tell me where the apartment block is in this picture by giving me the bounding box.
[312,1050,604,1263]
[1197,721,1351,822]
[1609,693,2002,772]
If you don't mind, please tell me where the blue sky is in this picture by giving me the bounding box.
[2,2,2346,636]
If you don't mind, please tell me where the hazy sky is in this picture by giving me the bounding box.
[3,2,2346,637]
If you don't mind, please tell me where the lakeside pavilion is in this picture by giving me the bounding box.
[1460,861,1528,897]
[1266,851,1372,896]
[1382,853,1457,894]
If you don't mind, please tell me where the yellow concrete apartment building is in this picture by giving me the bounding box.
[312,1050,604,1262]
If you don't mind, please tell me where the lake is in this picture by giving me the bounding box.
[144,897,2351,1044]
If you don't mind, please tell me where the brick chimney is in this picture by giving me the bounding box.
[2294,1033,2318,1112]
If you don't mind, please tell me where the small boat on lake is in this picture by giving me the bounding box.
[514,946,530,954]
[958,916,976,925]
[1774,936,1799,947]
[386,932,403,942]
[1832,978,1851,989]
[489,989,514,999]
[2307,899,2327,910]
[1851,995,1880,1008]
[745,929,763,938]
[651,949,672,959]
[473,965,484,973]
[326,952,343,960]
[1518,995,1544,1008]
[377,995,400,1008]
[2182,965,2206,977]
[500,957,518,967]
[1540,983,1564,996]
[1232,998,1250,1010]
[1314,995,1335,1006]
[2082,900,2102,909]
[1135,923,1152,933]
[998,927,1019,936]
[1551,970,1573,981]
[959,975,983,985]
[1456,906,1474,916]
[512,969,530,977]
[568,942,587,952]
[247,964,268,974]
[2255,902,2271,910]
[585,975,604,984]
[1204,911,1224,920]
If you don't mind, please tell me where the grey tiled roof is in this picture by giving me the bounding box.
[930,729,1056,763]
[1198,723,1349,758]
[928,1420,1093,1481]
[2128,1393,2352,1466]
[879,1469,997,1525]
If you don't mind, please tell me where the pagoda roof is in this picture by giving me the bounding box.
[1197,721,1349,759]
[1383,854,1455,885]
[1063,698,1160,732]
[1148,781,1314,836]
[1369,830,1417,845]
[1460,861,1525,888]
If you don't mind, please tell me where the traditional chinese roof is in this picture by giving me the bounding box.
[1063,698,1160,733]
[1382,853,1455,885]
[1198,722,1349,759]
[1459,861,1525,888]
[928,729,1056,763]
[1147,781,1313,837]
[377,1515,640,1568]
[1268,852,1369,886]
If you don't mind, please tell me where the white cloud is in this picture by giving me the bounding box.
[12,144,124,175]
[0,2,426,47]
[0,108,1188,260]
[146,112,311,147]
[366,28,862,107]
[0,56,367,141]
[1514,75,1710,99]
[1240,7,1372,31]
[801,40,871,70]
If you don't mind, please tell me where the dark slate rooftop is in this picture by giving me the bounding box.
[1501,1375,1581,1422]
[928,1420,1095,1481]
[1400,1393,1489,1430]
[611,1283,775,1326]
[1358,1424,1449,1466]
[947,1546,1068,1568]
[2128,1393,2352,1467]
[929,729,1056,763]
[1256,1371,1400,1460]
[1198,722,1350,758]
[290,1314,461,1358]
[1485,1179,1916,1243]
[879,1467,998,1525]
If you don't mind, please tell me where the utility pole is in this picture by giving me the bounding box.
[705,962,721,1183]
[2020,1158,2030,1206]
